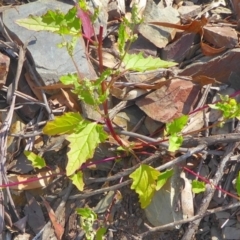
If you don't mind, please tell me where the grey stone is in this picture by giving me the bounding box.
[179,49,240,83]
[138,0,180,48]
[222,227,240,239]
[2,0,96,86]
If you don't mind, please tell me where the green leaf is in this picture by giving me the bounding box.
[60,73,78,85]
[16,7,81,36]
[156,169,174,191]
[129,164,160,209]
[192,180,206,194]
[77,207,97,220]
[96,227,107,240]
[165,115,188,135]
[69,171,84,191]
[24,151,46,169]
[168,134,183,152]
[123,53,177,72]
[118,23,128,55]
[43,112,83,135]
[209,95,240,120]
[66,122,107,176]
[236,171,240,196]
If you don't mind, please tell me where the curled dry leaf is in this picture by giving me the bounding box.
[42,197,64,240]
[149,16,226,56]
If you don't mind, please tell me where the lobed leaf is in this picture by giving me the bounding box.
[156,169,174,191]
[16,7,80,36]
[24,151,46,169]
[123,53,177,72]
[69,171,84,191]
[129,164,160,209]
[236,171,240,196]
[192,180,206,194]
[43,112,83,135]
[165,115,188,135]
[66,122,107,176]
[168,134,183,152]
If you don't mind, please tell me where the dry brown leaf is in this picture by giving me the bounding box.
[148,16,208,33]
[25,72,43,101]
[149,16,225,56]
[60,88,81,112]
[7,170,54,190]
[41,197,64,240]
[200,41,226,56]
[192,75,218,86]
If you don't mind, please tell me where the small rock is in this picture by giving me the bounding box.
[179,49,240,83]
[215,211,231,219]
[128,35,157,57]
[138,0,180,48]
[161,32,199,62]
[2,0,96,86]
[203,26,238,48]
[178,5,202,18]
[108,1,121,20]
[222,227,240,239]
[211,226,223,240]
[136,78,200,123]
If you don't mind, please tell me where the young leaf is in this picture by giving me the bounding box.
[66,122,107,176]
[209,95,240,120]
[76,2,94,40]
[43,112,83,135]
[16,8,80,36]
[156,169,174,191]
[236,171,240,196]
[168,134,183,152]
[96,227,107,240]
[60,73,78,85]
[77,207,97,219]
[129,164,160,209]
[24,151,46,169]
[77,207,97,240]
[69,171,85,191]
[165,115,188,135]
[192,180,206,194]
[123,53,177,72]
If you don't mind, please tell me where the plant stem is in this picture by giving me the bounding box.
[97,26,123,146]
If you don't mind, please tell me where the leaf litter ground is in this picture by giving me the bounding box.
[2,0,240,240]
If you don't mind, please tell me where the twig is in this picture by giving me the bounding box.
[0,45,26,233]
[138,201,240,239]
[39,182,73,239]
[85,152,162,184]
[85,145,205,184]
[181,123,240,240]
[69,179,131,200]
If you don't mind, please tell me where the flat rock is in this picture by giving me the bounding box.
[136,78,200,123]
[222,227,240,239]
[1,0,96,86]
[161,32,198,62]
[203,26,238,48]
[178,5,202,18]
[179,49,240,83]
[138,0,180,48]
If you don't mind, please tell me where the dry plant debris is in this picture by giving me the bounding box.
[1,0,240,240]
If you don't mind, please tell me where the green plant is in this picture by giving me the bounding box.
[209,94,240,126]
[17,1,176,190]
[76,208,106,240]
[13,0,240,225]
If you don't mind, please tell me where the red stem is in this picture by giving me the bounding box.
[97,26,123,146]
